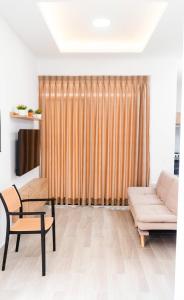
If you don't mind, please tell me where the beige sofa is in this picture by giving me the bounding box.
[128,171,178,247]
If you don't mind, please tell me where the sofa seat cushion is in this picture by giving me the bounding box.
[137,221,177,231]
[129,194,162,206]
[133,205,177,223]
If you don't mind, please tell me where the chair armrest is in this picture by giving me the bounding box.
[9,211,46,216]
[20,198,56,219]
[21,198,56,204]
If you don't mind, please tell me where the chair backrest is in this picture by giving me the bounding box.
[0,186,21,212]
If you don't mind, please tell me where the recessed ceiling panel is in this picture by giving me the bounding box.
[38,0,168,53]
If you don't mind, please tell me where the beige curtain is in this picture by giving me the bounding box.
[39,76,150,205]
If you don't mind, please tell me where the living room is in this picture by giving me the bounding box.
[0,0,184,299]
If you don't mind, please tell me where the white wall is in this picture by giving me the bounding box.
[174,30,184,300]
[37,55,179,184]
[176,72,182,112]
[0,17,39,247]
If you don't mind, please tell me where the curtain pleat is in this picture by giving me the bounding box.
[39,76,150,205]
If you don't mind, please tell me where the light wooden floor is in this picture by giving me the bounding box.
[0,207,176,300]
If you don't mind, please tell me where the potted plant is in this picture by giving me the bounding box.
[28,108,34,118]
[16,105,27,116]
[34,108,42,120]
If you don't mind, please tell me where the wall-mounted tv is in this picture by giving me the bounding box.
[16,129,40,176]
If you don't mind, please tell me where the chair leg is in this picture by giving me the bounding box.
[41,232,46,276]
[52,223,56,252]
[15,234,21,252]
[2,232,10,271]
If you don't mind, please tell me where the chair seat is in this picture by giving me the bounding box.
[11,216,53,232]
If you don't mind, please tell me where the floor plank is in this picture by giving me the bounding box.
[0,207,176,300]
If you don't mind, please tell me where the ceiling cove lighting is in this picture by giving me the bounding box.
[92,18,111,28]
[38,0,168,53]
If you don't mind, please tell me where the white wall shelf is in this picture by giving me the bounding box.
[10,112,41,121]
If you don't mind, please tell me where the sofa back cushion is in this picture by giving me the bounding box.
[156,171,174,201]
[164,177,178,214]
[156,171,178,214]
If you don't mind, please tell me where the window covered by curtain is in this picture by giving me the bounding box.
[39,76,150,205]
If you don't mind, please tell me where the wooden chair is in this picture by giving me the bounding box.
[0,185,56,276]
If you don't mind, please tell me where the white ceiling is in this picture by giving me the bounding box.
[38,0,168,53]
[0,0,183,57]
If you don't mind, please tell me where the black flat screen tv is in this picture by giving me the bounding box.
[16,129,40,176]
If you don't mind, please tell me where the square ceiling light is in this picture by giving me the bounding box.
[38,0,168,53]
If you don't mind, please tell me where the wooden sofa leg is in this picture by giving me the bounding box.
[138,229,149,248]
[140,235,145,248]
